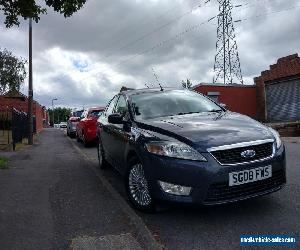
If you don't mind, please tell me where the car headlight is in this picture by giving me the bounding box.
[145,141,206,161]
[268,127,282,149]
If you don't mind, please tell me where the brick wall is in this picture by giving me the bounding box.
[254,53,300,121]
[0,95,45,133]
[194,84,257,118]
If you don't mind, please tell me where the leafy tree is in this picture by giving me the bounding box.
[0,0,87,28]
[0,48,27,94]
[182,78,192,89]
[48,107,72,125]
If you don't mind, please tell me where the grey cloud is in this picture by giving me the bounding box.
[0,0,300,108]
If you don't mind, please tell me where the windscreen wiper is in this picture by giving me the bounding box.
[177,111,201,115]
[208,109,223,112]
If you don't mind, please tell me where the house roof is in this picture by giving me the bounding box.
[192,82,255,89]
[3,89,27,100]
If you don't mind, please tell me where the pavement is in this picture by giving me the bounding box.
[0,128,160,250]
[76,135,300,250]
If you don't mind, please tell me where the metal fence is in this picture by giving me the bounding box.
[0,107,29,150]
[0,108,12,146]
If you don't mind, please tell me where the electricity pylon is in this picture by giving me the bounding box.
[213,0,243,84]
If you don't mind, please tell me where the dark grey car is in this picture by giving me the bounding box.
[97,88,286,211]
[67,117,80,137]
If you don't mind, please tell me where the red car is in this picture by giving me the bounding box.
[76,107,105,146]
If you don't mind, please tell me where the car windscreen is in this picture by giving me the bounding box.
[131,90,222,120]
[69,117,79,122]
[89,110,103,118]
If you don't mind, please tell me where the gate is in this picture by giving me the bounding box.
[11,108,28,150]
[0,108,12,146]
[266,77,300,122]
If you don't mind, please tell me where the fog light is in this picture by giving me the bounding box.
[159,181,191,196]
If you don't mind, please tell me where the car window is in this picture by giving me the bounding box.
[81,110,87,119]
[105,95,119,116]
[131,89,222,120]
[114,95,128,116]
[89,110,103,118]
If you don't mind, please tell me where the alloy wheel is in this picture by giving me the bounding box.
[128,163,152,207]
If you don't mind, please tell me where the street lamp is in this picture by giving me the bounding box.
[51,98,58,127]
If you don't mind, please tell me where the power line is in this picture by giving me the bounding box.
[234,4,300,22]
[102,2,190,52]
[112,15,218,69]
[69,3,300,85]
[103,0,212,59]
[104,0,216,49]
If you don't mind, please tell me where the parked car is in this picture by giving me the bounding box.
[59,122,67,128]
[72,109,84,118]
[76,107,105,146]
[67,116,80,137]
[97,88,286,211]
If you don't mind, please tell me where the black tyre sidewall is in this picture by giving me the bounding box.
[97,138,107,169]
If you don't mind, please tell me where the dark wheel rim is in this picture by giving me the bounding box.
[128,163,151,207]
[98,140,103,167]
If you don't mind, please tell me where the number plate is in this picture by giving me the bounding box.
[229,166,272,186]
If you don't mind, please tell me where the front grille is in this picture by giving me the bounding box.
[205,169,285,203]
[210,142,274,165]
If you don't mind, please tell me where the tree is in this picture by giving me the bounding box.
[0,48,27,94]
[48,107,72,125]
[182,78,192,89]
[0,0,87,28]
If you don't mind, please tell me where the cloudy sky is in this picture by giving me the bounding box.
[0,0,299,109]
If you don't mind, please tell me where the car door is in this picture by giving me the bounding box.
[109,95,131,171]
[100,95,119,161]
[76,111,86,139]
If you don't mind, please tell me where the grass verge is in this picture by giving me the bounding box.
[0,156,8,169]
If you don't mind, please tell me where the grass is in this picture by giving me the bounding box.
[0,156,8,169]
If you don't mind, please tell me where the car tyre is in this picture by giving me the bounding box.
[82,131,88,147]
[97,138,108,169]
[76,131,80,142]
[125,157,155,212]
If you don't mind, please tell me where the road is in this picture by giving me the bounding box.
[75,133,300,249]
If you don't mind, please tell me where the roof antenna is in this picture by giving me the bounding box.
[145,83,150,88]
[152,67,164,91]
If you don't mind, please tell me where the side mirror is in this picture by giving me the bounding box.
[108,113,123,124]
[220,103,227,109]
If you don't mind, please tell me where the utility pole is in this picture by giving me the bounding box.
[52,98,57,126]
[213,0,243,85]
[28,18,33,144]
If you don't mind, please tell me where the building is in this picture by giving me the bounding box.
[0,90,47,133]
[193,83,257,118]
[255,53,300,122]
[194,53,300,123]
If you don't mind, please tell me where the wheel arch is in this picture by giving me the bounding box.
[126,150,138,165]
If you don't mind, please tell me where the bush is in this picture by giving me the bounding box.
[0,156,8,169]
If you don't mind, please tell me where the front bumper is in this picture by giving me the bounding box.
[68,128,77,133]
[140,145,286,205]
